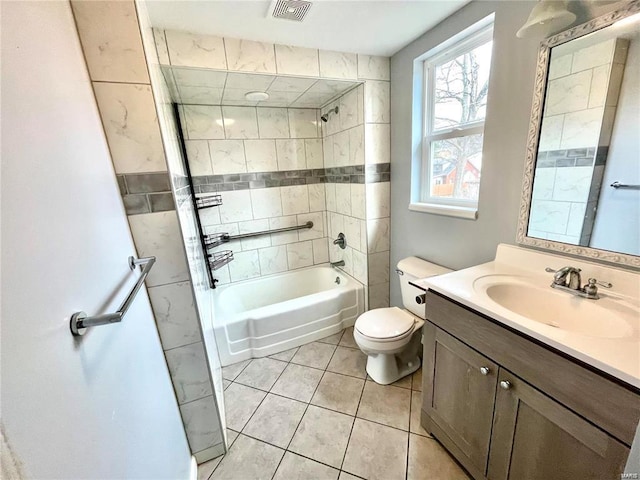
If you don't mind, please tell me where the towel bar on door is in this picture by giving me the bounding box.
[70,256,156,336]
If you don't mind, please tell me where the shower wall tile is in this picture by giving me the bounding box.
[318,50,358,80]
[357,55,390,81]
[224,38,277,74]
[276,139,307,170]
[257,108,290,138]
[305,139,324,169]
[367,218,390,254]
[251,188,283,219]
[297,212,324,241]
[148,281,201,350]
[128,211,190,287]
[165,342,213,404]
[239,219,271,250]
[180,396,224,454]
[350,184,366,219]
[209,140,247,174]
[368,251,390,286]
[288,109,320,138]
[185,140,213,176]
[182,105,225,140]
[308,183,326,213]
[349,127,365,167]
[281,185,310,215]
[333,131,350,167]
[222,106,259,139]
[270,216,299,246]
[287,241,314,270]
[219,190,253,223]
[274,45,320,77]
[364,80,391,123]
[365,124,390,164]
[245,139,278,172]
[344,216,362,253]
[365,182,390,219]
[339,89,359,131]
[259,245,289,275]
[229,250,261,282]
[165,30,227,69]
[71,1,149,83]
[369,282,390,309]
[312,238,329,264]
[352,249,368,285]
[93,82,166,173]
[335,184,352,216]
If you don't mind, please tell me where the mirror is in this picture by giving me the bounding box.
[518,3,640,268]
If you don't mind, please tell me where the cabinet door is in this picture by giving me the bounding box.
[423,323,498,474]
[488,369,629,480]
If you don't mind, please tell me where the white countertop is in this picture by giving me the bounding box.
[417,244,640,389]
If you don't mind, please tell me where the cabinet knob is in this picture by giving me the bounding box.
[500,380,512,390]
[480,367,490,376]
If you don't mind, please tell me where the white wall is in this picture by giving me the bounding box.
[0,2,191,478]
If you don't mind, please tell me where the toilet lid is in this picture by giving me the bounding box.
[355,307,416,339]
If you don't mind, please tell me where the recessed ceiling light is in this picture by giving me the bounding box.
[245,91,269,101]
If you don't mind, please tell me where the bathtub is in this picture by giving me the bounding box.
[212,265,365,366]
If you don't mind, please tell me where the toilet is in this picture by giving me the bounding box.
[354,257,452,385]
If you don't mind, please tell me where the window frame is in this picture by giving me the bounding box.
[412,21,494,219]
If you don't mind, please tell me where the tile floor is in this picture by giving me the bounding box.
[198,327,470,480]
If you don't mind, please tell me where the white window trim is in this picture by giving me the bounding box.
[411,15,495,220]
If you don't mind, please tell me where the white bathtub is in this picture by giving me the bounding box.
[212,265,365,366]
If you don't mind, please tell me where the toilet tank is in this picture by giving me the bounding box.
[397,257,452,318]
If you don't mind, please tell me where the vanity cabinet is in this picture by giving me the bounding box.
[421,290,639,480]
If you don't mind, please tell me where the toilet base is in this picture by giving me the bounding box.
[365,353,421,385]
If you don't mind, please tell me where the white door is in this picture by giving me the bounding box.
[0,2,191,478]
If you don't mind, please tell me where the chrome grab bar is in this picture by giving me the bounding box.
[70,256,156,336]
[610,181,640,190]
[224,221,313,241]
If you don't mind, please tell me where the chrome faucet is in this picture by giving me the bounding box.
[330,260,345,268]
[545,266,612,300]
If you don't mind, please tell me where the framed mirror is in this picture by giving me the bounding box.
[518,2,640,268]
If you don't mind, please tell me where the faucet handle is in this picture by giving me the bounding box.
[545,267,556,273]
[589,278,612,288]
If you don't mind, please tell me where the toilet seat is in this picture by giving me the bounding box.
[355,307,417,341]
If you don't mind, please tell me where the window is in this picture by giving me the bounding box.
[411,20,494,219]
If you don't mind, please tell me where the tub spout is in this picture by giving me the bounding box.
[330,260,345,268]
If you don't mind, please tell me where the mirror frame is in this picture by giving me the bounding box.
[517,1,640,269]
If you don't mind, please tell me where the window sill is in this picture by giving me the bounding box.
[409,202,478,220]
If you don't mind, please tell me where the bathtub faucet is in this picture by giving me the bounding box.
[330,260,345,269]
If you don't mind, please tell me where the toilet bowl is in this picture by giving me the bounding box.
[354,257,451,385]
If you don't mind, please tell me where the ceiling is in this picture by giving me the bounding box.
[163,66,360,107]
[144,0,471,57]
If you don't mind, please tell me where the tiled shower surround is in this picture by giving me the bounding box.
[157,27,393,308]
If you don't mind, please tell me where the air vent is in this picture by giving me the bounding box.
[270,0,312,22]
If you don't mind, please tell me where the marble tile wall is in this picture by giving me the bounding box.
[321,72,391,309]
[179,104,330,284]
[533,38,627,246]
[153,27,391,306]
[72,0,224,463]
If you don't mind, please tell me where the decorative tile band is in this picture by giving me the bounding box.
[537,147,608,168]
[191,164,391,193]
[117,172,175,215]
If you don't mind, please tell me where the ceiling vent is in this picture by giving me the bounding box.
[269,0,312,22]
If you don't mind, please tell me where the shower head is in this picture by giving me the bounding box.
[321,106,339,122]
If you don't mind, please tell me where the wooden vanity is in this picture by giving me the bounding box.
[420,290,640,480]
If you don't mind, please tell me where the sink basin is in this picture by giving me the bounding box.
[474,276,638,339]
